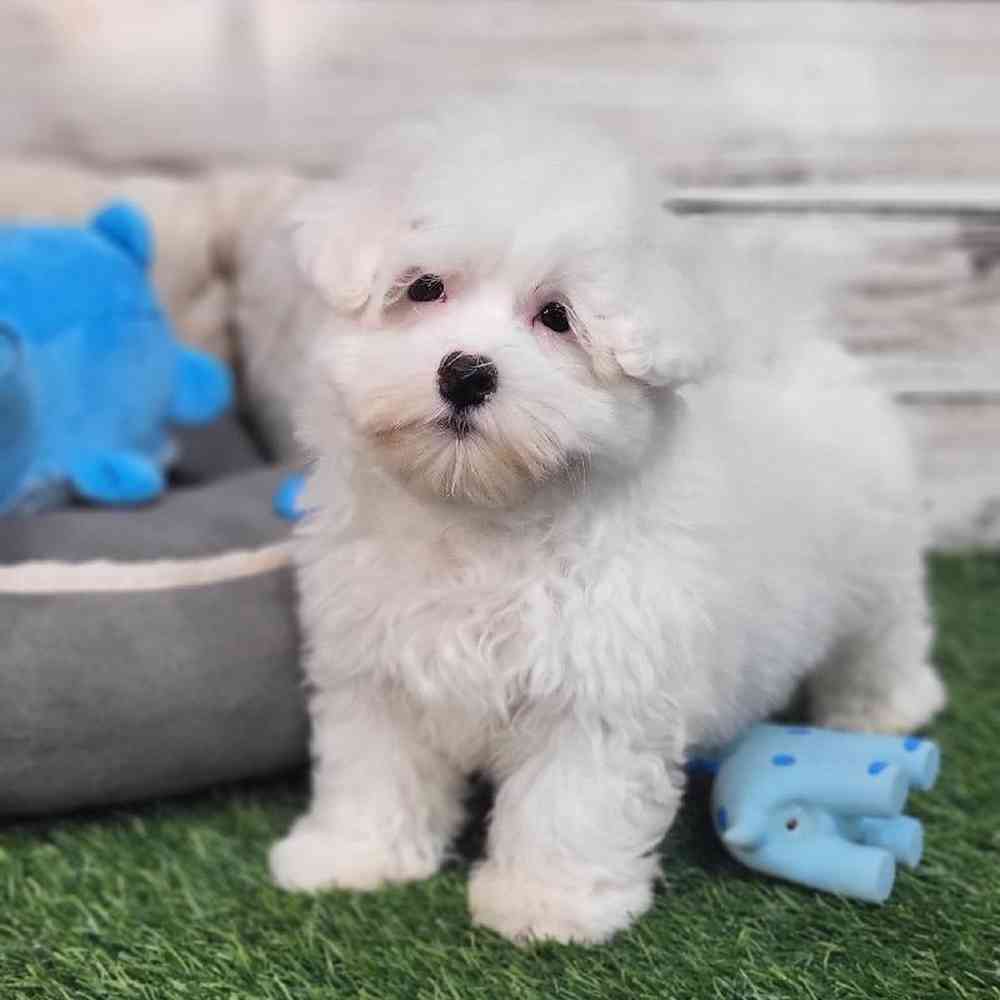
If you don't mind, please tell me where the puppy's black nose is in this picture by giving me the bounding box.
[437,351,498,410]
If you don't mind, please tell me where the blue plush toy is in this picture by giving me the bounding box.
[0,200,233,514]
[693,724,940,903]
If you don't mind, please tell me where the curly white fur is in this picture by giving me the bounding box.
[267,108,945,945]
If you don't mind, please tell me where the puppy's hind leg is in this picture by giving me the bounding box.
[270,681,464,893]
[807,581,946,734]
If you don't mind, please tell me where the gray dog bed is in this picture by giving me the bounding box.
[0,418,308,816]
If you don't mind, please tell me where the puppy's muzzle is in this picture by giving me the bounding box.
[437,351,498,411]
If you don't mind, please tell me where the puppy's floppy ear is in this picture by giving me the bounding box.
[290,180,393,314]
[614,212,848,388]
[291,120,439,315]
[609,246,719,388]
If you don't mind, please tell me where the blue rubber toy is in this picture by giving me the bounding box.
[695,724,939,903]
[273,471,308,522]
[0,200,233,514]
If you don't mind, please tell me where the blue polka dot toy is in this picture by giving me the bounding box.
[693,723,940,903]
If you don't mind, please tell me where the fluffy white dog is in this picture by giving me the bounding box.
[266,109,946,944]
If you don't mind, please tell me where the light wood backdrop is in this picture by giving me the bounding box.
[1,0,998,548]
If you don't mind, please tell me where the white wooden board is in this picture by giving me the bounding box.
[3,1,1000,182]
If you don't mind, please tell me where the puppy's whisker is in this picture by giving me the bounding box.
[425,405,451,427]
[566,452,593,497]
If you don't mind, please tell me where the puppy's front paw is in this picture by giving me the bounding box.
[269,821,442,893]
[814,664,947,735]
[468,862,653,945]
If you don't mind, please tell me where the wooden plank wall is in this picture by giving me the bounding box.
[1,0,998,548]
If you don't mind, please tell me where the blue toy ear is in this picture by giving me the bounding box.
[91,199,154,270]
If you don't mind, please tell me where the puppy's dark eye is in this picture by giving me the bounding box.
[537,301,570,333]
[407,274,445,302]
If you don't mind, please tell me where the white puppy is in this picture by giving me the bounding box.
[266,110,946,944]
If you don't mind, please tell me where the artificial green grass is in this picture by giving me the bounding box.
[3,555,999,1000]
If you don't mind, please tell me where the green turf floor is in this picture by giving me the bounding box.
[3,555,998,1000]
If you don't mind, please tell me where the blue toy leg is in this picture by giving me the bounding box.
[273,472,308,522]
[775,727,940,792]
[714,758,910,843]
[847,815,924,869]
[884,736,940,792]
[169,348,233,425]
[68,450,165,505]
[766,834,897,904]
[788,761,910,820]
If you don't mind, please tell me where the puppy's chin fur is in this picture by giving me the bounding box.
[370,421,575,509]
[345,370,579,508]
[269,106,947,946]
